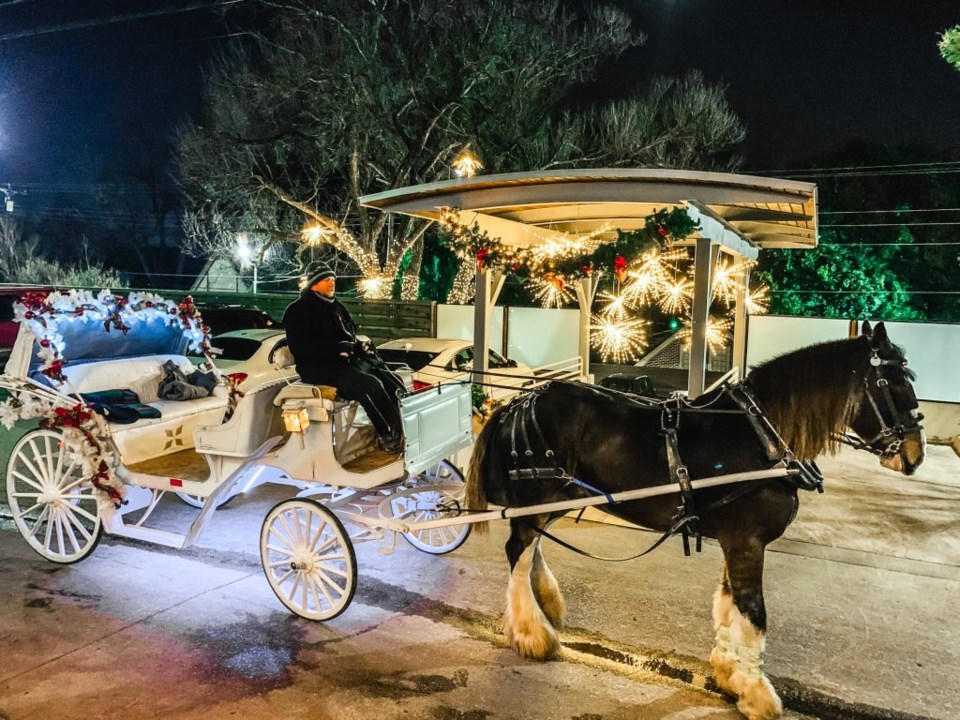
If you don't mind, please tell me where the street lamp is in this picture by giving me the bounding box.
[235,233,260,293]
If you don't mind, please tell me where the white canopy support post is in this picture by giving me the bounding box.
[685,201,760,398]
[574,274,602,379]
[688,238,719,398]
[472,268,504,387]
[732,263,751,377]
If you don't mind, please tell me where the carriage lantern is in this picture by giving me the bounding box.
[282,405,310,433]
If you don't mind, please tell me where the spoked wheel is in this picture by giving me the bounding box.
[260,499,357,621]
[175,492,236,510]
[392,459,470,555]
[6,429,102,564]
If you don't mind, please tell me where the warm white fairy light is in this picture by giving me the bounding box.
[678,315,733,352]
[590,314,649,363]
[597,291,630,321]
[745,283,770,315]
[360,275,390,298]
[447,263,475,304]
[530,274,576,308]
[710,257,754,307]
[658,277,693,314]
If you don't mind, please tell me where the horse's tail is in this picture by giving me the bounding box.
[465,405,506,535]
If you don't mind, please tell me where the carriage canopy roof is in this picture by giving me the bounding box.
[359,168,818,250]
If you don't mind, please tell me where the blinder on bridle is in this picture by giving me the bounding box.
[851,349,924,459]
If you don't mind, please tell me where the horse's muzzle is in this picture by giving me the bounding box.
[881,430,926,476]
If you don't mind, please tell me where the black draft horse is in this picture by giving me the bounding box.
[465,322,925,720]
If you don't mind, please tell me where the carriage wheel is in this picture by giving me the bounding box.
[175,492,236,510]
[260,499,357,621]
[5,429,102,564]
[393,459,471,555]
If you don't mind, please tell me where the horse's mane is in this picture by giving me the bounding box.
[745,336,869,460]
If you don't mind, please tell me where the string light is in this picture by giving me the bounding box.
[709,257,755,307]
[452,148,483,178]
[745,283,771,315]
[530,273,576,308]
[590,314,649,363]
[597,291,630,321]
[678,315,733,352]
[360,275,390,298]
[658,277,693,315]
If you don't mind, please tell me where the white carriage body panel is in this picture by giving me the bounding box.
[400,382,473,477]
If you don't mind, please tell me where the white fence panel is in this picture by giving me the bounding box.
[746,315,852,369]
[872,321,960,404]
[506,307,580,367]
[436,305,504,353]
[747,315,959,404]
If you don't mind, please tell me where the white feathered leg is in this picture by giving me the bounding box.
[530,544,566,628]
[710,585,782,720]
[503,538,560,659]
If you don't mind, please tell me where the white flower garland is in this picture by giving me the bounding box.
[14,289,209,382]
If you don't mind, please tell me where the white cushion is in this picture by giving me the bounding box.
[60,354,196,403]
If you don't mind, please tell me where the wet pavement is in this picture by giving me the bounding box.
[1,442,958,720]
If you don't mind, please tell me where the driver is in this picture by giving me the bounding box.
[282,264,406,454]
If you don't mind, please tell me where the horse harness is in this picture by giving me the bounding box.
[502,382,824,560]
[837,349,924,460]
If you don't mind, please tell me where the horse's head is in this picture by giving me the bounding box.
[848,321,926,475]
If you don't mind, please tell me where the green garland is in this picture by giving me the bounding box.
[438,206,699,283]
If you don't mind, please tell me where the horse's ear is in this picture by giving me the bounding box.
[872,321,889,346]
[861,320,873,337]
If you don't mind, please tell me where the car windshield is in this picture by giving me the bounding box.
[210,337,264,361]
[377,348,439,371]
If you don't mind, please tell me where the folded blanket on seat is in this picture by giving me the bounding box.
[157,360,217,401]
[78,389,162,425]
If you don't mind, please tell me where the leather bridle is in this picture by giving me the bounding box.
[843,350,924,459]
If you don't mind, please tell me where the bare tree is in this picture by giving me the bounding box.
[178,0,743,297]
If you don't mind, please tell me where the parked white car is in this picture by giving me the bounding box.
[377,337,535,398]
[205,329,298,392]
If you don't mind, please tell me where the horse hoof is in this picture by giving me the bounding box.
[504,624,561,660]
[732,673,783,720]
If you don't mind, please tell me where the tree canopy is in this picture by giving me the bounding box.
[177,0,745,298]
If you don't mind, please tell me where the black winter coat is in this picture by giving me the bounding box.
[282,292,358,378]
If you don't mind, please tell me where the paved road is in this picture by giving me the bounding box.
[2,392,958,719]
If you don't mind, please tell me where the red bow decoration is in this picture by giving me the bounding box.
[614,254,628,283]
[476,247,489,271]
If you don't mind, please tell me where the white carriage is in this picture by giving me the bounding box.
[1,290,474,621]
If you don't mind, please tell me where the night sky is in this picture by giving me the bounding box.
[1,0,959,187]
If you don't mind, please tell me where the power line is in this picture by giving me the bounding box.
[822,221,960,228]
[748,159,960,175]
[820,207,960,215]
[0,2,217,42]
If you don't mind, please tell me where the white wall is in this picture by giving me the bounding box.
[746,315,853,369]
[872,321,960,404]
[435,304,579,366]
[746,315,958,404]
[506,307,580,367]
[436,305,504,354]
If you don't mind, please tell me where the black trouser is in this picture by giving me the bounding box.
[300,361,404,440]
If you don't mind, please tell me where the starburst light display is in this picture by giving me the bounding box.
[658,277,694,314]
[590,314,649,363]
[530,273,576,309]
[677,315,733,352]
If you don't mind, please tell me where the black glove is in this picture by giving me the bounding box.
[355,338,373,356]
[337,340,355,357]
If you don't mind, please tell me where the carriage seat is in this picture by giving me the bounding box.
[53,354,229,464]
[273,382,347,419]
